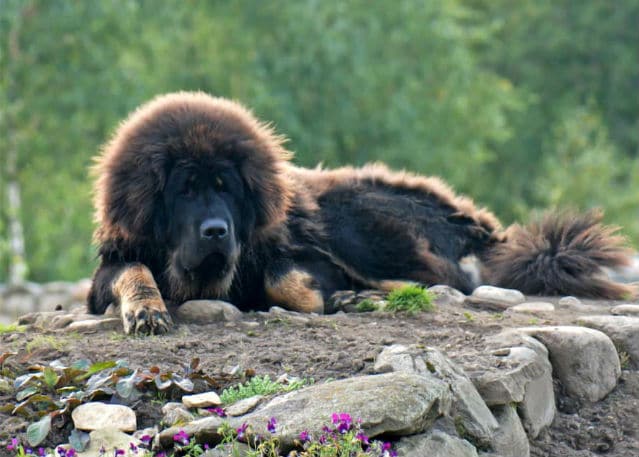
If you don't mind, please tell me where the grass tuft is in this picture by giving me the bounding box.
[0,323,26,334]
[355,299,379,312]
[220,375,312,404]
[385,285,434,314]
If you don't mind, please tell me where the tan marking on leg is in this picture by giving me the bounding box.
[265,269,324,313]
[113,263,172,334]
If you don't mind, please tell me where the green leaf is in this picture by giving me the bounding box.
[27,414,51,447]
[69,429,90,451]
[76,360,117,380]
[16,386,40,401]
[43,367,60,389]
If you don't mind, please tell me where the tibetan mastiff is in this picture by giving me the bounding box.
[88,92,635,334]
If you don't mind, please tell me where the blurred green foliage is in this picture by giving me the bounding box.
[1,0,638,282]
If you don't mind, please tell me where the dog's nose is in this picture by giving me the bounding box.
[200,218,229,240]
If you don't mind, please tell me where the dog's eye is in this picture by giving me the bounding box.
[181,177,197,197]
[214,176,224,191]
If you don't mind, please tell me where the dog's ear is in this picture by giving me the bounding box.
[95,148,168,243]
[235,139,292,233]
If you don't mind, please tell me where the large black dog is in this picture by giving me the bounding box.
[88,92,635,334]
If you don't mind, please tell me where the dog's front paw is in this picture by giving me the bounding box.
[121,298,173,335]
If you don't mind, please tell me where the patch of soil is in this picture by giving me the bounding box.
[1,296,638,456]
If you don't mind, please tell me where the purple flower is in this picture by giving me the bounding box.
[356,432,369,444]
[25,448,33,455]
[381,442,397,457]
[66,449,77,457]
[236,423,249,439]
[331,412,352,433]
[98,445,106,455]
[207,407,226,417]
[319,434,327,444]
[267,417,277,434]
[299,430,310,442]
[129,442,138,453]
[38,448,46,457]
[172,430,190,446]
[156,453,167,457]
[139,434,152,446]
[56,447,67,457]
[114,449,125,456]
[7,438,19,451]
[204,444,210,450]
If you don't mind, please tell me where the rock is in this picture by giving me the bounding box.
[395,430,478,457]
[175,300,242,324]
[72,402,136,432]
[557,296,581,306]
[74,428,140,457]
[463,296,512,312]
[228,372,451,448]
[162,402,195,426]
[429,285,466,307]
[509,302,555,314]
[471,286,525,305]
[471,339,554,438]
[490,405,530,457]
[17,310,65,326]
[375,345,497,448]
[182,391,222,408]
[159,416,225,448]
[67,318,122,332]
[520,326,621,401]
[610,304,639,316]
[577,315,639,368]
[203,442,251,457]
[225,395,264,416]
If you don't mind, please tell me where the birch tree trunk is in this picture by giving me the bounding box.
[4,6,28,285]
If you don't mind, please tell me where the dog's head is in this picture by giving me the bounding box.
[93,92,293,297]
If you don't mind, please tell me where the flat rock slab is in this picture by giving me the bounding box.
[610,304,639,316]
[72,402,136,432]
[577,315,639,368]
[395,430,478,457]
[518,326,621,402]
[490,405,530,457]
[231,372,451,447]
[67,318,122,332]
[182,391,222,408]
[225,395,264,416]
[428,285,467,307]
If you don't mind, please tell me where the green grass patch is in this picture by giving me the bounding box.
[220,375,312,404]
[0,323,26,334]
[385,285,434,314]
[355,298,379,312]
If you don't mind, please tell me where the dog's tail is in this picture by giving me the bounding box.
[481,210,637,300]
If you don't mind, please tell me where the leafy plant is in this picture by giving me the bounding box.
[220,375,312,405]
[385,285,434,314]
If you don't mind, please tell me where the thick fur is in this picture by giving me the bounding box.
[88,92,636,333]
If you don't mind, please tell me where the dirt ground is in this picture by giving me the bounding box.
[1,296,638,456]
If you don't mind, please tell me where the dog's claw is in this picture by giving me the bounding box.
[122,300,172,335]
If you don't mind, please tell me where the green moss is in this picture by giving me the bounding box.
[220,375,312,404]
[0,323,26,334]
[385,285,434,314]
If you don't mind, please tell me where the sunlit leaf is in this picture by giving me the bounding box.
[26,414,51,447]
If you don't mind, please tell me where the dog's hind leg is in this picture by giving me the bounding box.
[88,262,172,335]
[264,267,325,314]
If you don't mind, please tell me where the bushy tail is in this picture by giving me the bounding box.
[482,210,637,299]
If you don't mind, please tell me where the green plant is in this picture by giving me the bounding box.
[220,375,312,405]
[0,323,26,334]
[463,311,474,322]
[385,285,434,314]
[355,299,378,312]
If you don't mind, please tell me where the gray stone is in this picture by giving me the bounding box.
[75,428,140,457]
[182,391,222,408]
[375,345,497,448]
[429,285,467,307]
[230,372,450,447]
[225,395,264,416]
[67,318,122,332]
[463,296,512,312]
[557,296,581,307]
[490,405,530,457]
[471,336,554,438]
[578,315,639,368]
[162,402,195,426]
[395,430,478,457]
[72,402,136,432]
[471,286,525,305]
[176,300,242,324]
[519,326,621,401]
[509,302,555,314]
[159,416,225,448]
[610,304,639,316]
